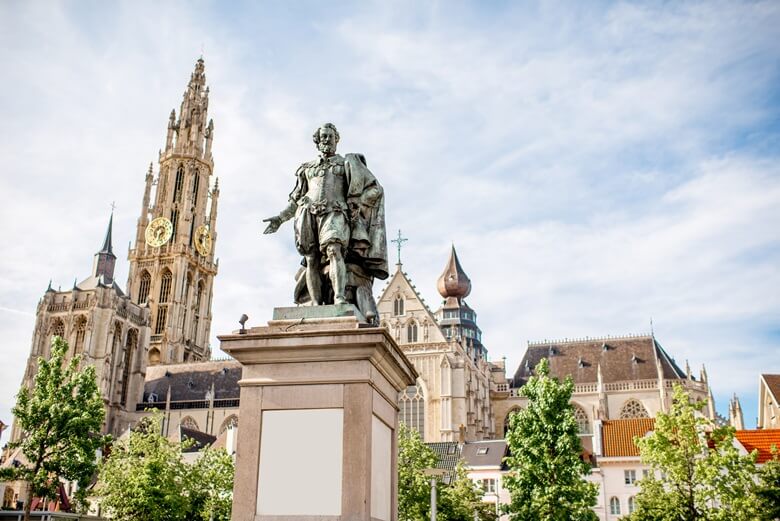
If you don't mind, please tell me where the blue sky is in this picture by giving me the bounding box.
[1,0,779,443]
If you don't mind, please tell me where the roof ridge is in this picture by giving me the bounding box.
[528,333,652,346]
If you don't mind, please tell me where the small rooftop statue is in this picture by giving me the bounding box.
[263,123,389,323]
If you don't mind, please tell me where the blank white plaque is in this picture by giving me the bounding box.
[371,415,392,521]
[257,408,343,515]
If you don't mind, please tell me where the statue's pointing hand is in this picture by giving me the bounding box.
[262,216,282,234]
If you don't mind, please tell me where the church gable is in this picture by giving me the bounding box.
[377,268,446,345]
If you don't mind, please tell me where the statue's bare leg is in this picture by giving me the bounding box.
[326,243,348,305]
[305,254,322,305]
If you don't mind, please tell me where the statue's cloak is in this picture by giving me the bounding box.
[343,153,389,281]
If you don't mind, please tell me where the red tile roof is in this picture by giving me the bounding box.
[602,418,655,457]
[735,429,780,464]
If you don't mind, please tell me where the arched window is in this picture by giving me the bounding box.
[170,208,179,237]
[406,321,418,343]
[628,496,636,513]
[619,399,650,419]
[182,273,192,334]
[181,416,199,430]
[73,316,87,355]
[148,347,161,365]
[393,295,404,316]
[155,306,168,335]
[399,384,425,439]
[609,497,621,515]
[120,329,138,408]
[173,165,185,203]
[50,318,65,340]
[192,170,200,205]
[572,404,591,434]
[138,270,151,304]
[159,269,172,303]
[219,415,238,434]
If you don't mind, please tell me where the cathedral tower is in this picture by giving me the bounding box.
[127,58,219,365]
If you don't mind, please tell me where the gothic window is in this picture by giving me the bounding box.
[155,306,168,335]
[173,165,185,203]
[192,170,200,205]
[393,295,405,316]
[138,270,151,304]
[181,416,199,430]
[609,497,621,515]
[50,318,65,340]
[148,347,161,365]
[406,321,418,343]
[170,208,179,238]
[73,316,87,355]
[619,399,650,419]
[189,219,196,247]
[399,384,425,439]
[120,329,138,408]
[219,415,239,434]
[159,269,173,303]
[572,403,591,434]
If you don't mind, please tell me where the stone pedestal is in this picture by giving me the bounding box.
[219,307,417,521]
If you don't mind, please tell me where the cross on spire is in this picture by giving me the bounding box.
[110,201,117,213]
[391,229,408,266]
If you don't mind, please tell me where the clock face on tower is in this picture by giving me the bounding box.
[194,224,212,256]
[145,217,173,247]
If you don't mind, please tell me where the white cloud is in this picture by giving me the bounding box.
[1,0,778,439]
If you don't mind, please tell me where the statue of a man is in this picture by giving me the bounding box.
[263,123,389,321]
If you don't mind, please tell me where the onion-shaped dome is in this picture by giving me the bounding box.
[436,245,471,299]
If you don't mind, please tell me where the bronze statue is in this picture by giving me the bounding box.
[263,123,388,322]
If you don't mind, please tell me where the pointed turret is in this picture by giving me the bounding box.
[172,57,210,157]
[434,246,485,360]
[437,245,472,302]
[93,212,117,283]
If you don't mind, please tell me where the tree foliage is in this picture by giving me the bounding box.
[397,423,495,521]
[0,336,108,521]
[95,412,234,521]
[626,384,760,521]
[502,357,598,521]
[398,422,438,521]
[438,463,498,521]
[186,446,235,521]
[756,447,780,521]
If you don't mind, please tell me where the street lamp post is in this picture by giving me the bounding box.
[423,468,447,521]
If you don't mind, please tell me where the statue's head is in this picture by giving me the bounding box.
[313,123,340,156]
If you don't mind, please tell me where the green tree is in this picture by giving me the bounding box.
[438,463,497,521]
[502,358,598,521]
[626,384,760,521]
[756,447,780,521]
[96,413,190,521]
[0,336,107,521]
[186,447,235,521]
[397,423,497,521]
[398,422,438,521]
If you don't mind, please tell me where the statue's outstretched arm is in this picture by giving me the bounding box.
[262,200,296,234]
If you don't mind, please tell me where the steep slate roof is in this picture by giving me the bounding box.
[601,418,655,457]
[179,426,217,453]
[426,442,462,482]
[735,429,780,464]
[143,359,241,402]
[762,374,780,403]
[461,440,508,469]
[512,335,687,387]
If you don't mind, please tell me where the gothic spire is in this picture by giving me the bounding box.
[100,211,114,254]
[93,211,117,283]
